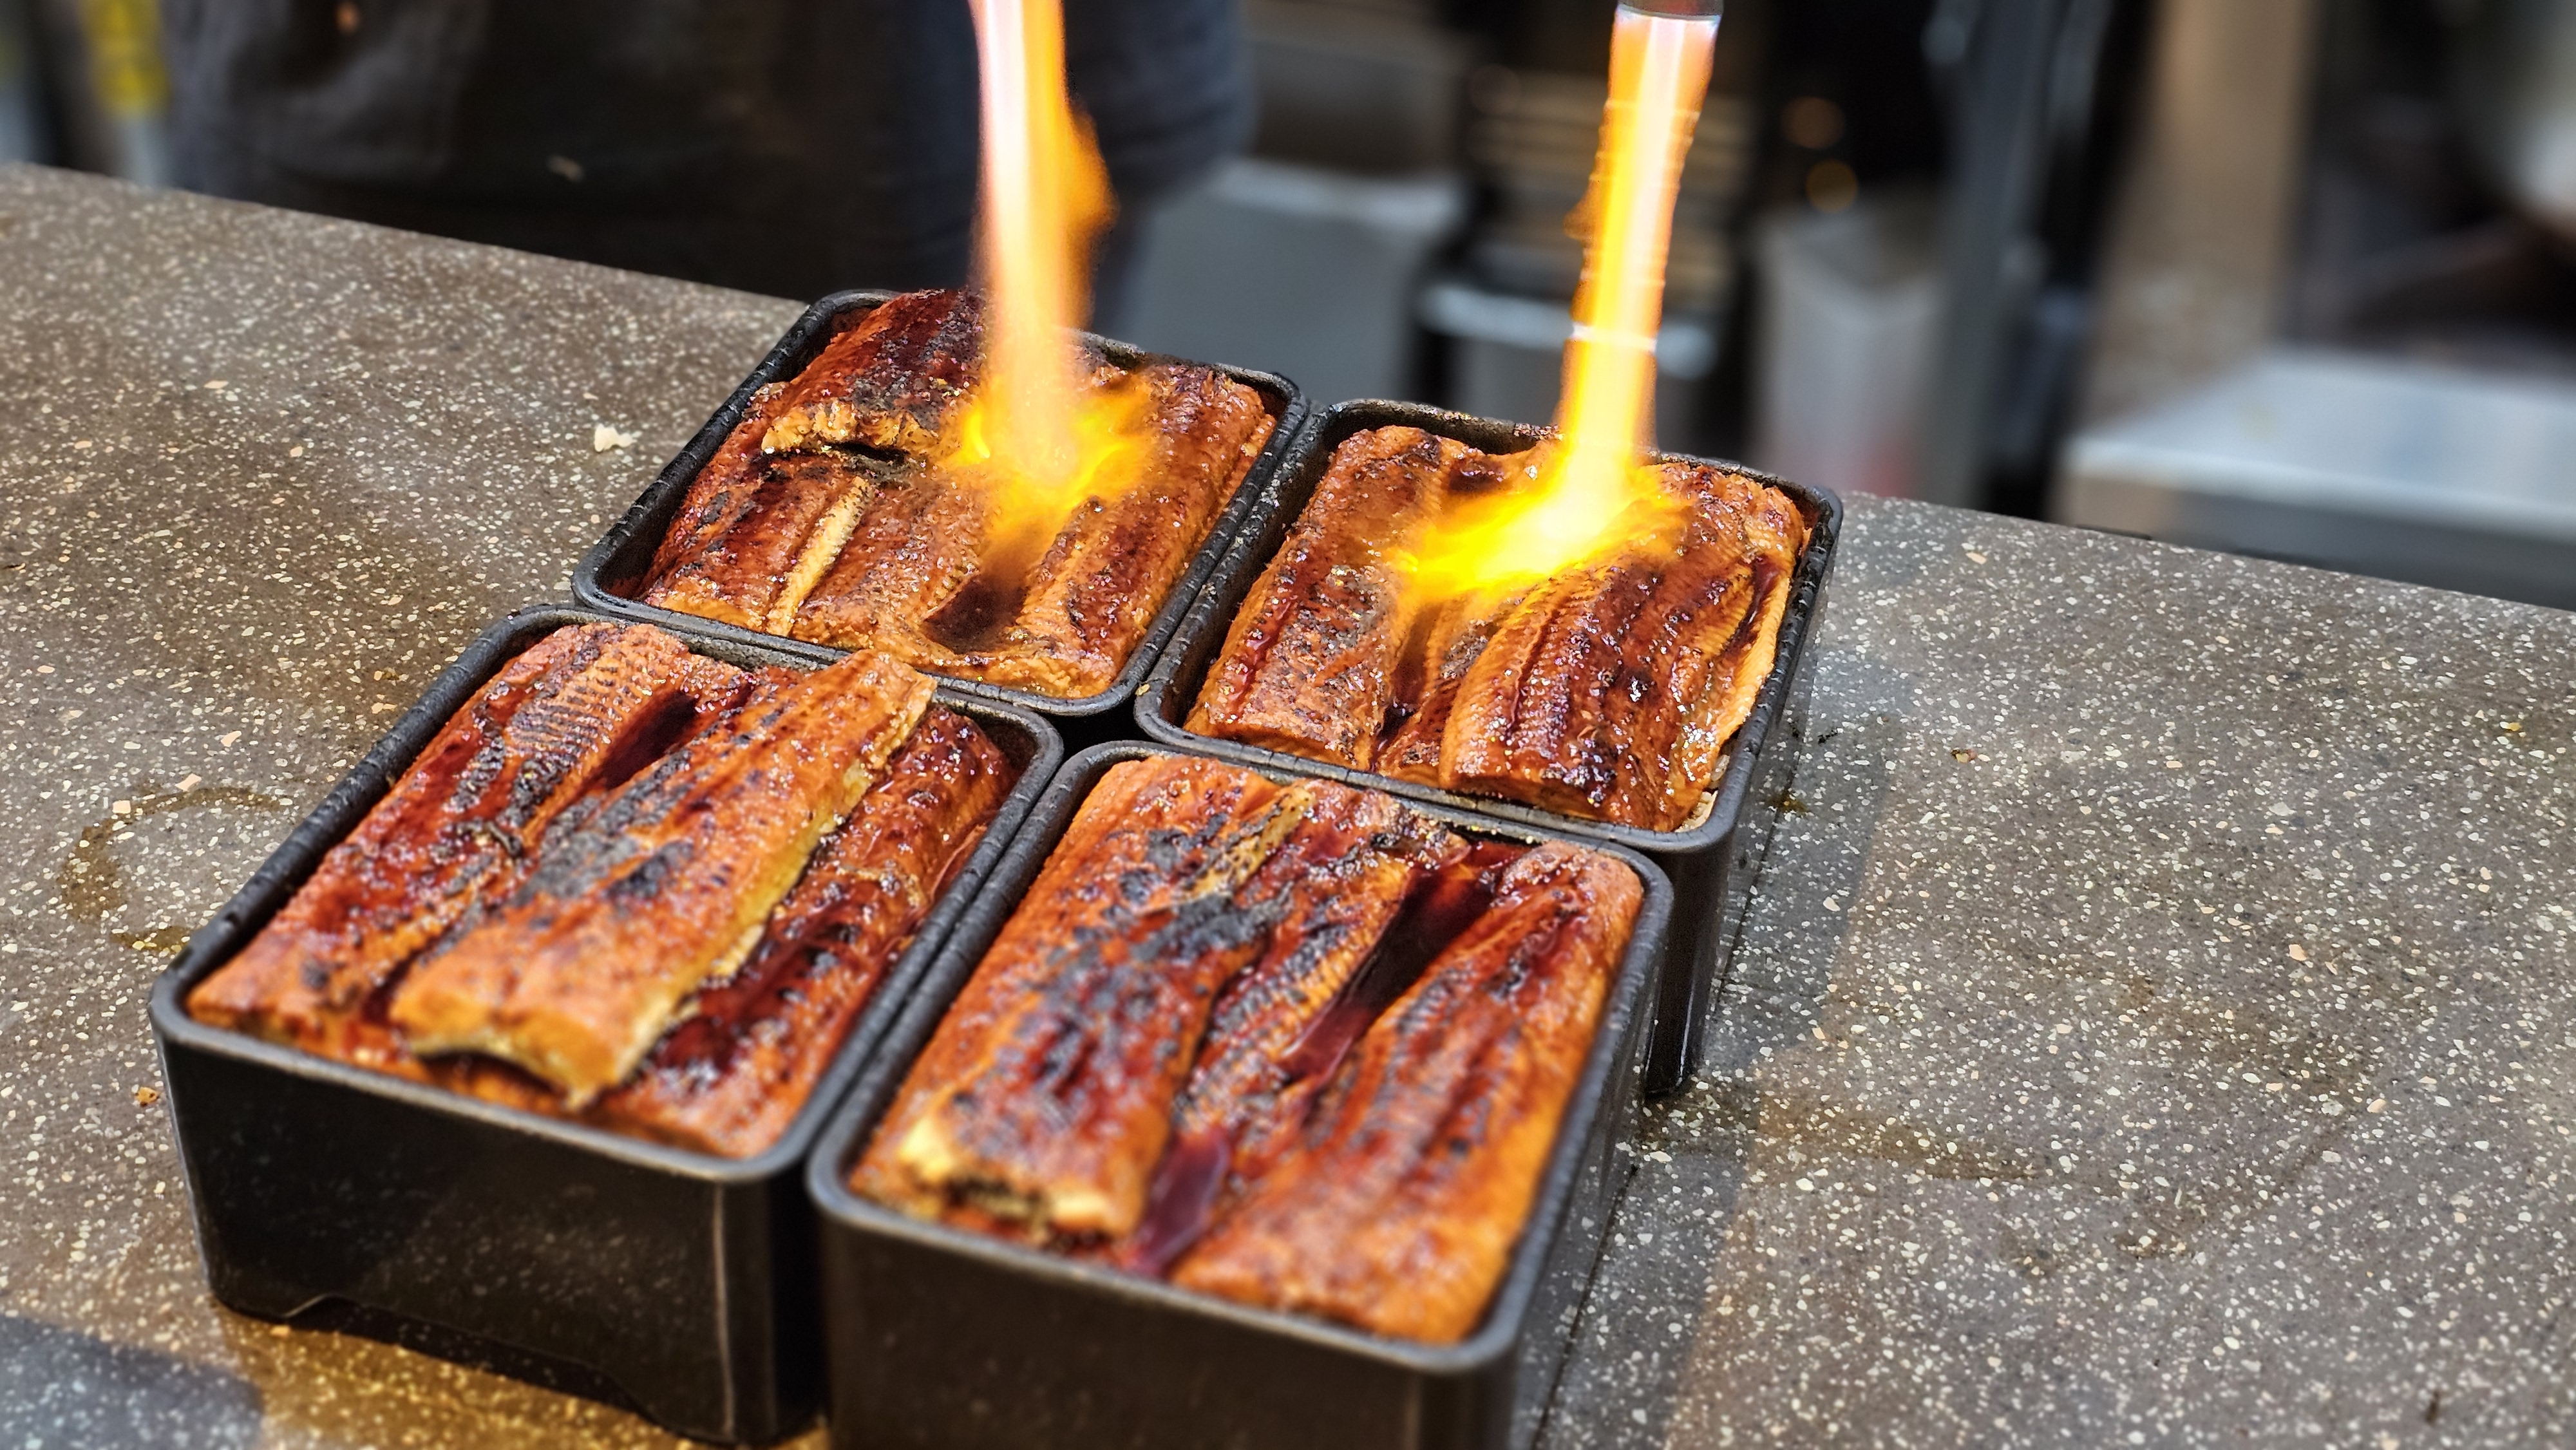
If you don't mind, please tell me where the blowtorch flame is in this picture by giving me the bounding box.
[1403,6,1716,601]
[954,0,1121,607]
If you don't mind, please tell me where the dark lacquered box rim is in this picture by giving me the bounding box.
[802,737,1674,1377]
[1133,398,1842,854]
[146,605,1065,1189]
[569,289,1309,720]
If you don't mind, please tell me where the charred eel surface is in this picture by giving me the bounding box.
[1173,841,1638,1342]
[1187,427,1471,767]
[187,624,705,1056]
[596,706,1015,1156]
[1195,429,1810,829]
[639,289,1273,699]
[856,758,1307,1242]
[388,650,934,1103]
[952,361,1277,698]
[853,756,1640,1344]
[759,288,985,457]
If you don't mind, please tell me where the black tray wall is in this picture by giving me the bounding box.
[148,606,1063,1444]
[804,740,1675,1450]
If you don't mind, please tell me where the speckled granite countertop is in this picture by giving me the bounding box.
[2,164,2570,1448]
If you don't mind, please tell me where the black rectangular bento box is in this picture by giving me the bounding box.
[147,606,1063,1444]
[572,289,1307,748]
[804,740,1674,1450]
[1134,400,1839,1097]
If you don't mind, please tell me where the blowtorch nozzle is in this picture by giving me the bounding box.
[1615,0,1722,18]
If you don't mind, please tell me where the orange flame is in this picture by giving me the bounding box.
[1404,8,1716,600]
[958,0,1122,576]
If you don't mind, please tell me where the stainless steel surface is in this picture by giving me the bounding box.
[2060,346,2576,610]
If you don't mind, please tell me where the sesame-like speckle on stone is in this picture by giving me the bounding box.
[1542,507,2575,1448]
[0,163,801,1449]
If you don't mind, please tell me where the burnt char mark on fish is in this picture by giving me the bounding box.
[594,708,1016,1157]
[1435,543,1670,817]
[853,758,1304,1243]
[1188,426,1470,767]
[641,449,890,632]
[1122,810,1517,1276]
[1171,842,1639,1342]
[786,458,981,661]
[1441,482,1755,824]
[187,624,710,1055]
[645,382,791,590]
[386,651,935,1103]
[1377,590,1521,787]
[760,289,986,458]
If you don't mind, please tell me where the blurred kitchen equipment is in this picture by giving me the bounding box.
[1243,0,1469,174]
[1417,59,1751,447]
[1120,0,1472,405]
[1419,278,1716,440]
[0,0,45,164]
[2452,0,2576,245]
[2061,348,2576,610]
[1123,158,1468,406]
[1754,190,1943,497]
[30,0,168,182]
[2063,0,2576,611]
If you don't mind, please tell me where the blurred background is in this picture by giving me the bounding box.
[6,0,2573,610]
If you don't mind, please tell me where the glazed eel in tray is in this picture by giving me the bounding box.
[634,288,1278,700]
[1188,426,1809,831]
[853,755,1641,1344]
[187,623,1018,1157]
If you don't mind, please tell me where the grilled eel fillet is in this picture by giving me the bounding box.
[639,290,980,627]
[1376,586,1522,787]
[790,361,1274,698]
[187,624,706,1055]
[641,447,894,634]
[593,706,1015,1156]
[1442,462,1806,829]
[1172,841,1639,1342]
[854,758,1316,1241]
[1120,787,1477,1272]
[1187,427,1473,767]
[388,650,935,1103]
[760,288,983,457]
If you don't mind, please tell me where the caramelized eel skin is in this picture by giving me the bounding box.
[1173,842,1639,1342]
[642,379,791,609]
[639,290,980,627]
[1443,462,1804,829]
[1187,428,1472,767]
[389,651,935,1103]
[1124,789,1470,1270]
[643,287,1275,699]
[1375,588,1520,787]
[1662,470,1807,825]
[791,361,1273,698]
[187,625,703,1054]
[760,289,985,457]
[594,708,1015,1156]
[854,758,1309,1241]
[1195,427,1808,830]
[642,448,888,633]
